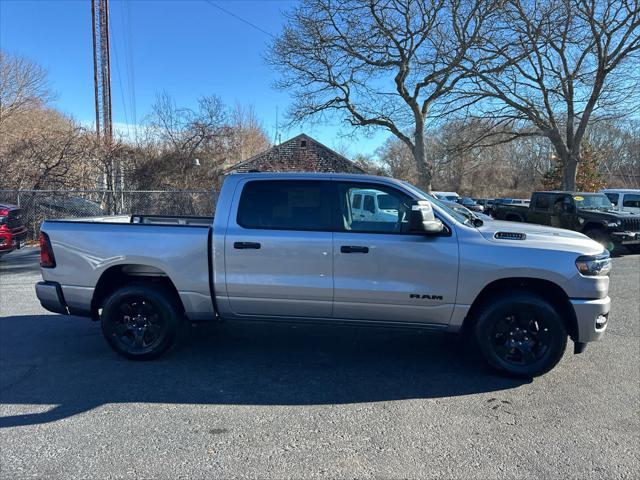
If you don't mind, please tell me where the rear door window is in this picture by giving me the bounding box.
[237,180,332,231]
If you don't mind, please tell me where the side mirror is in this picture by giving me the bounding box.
[410,200,444,234]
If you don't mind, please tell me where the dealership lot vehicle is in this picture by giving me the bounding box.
[0,203,27,258]
[432,191,461,202]
[1,247,639,479]
[440,199,492,223]
[602,189,640,214]
[349,188,401,223]
[493,191,640,252]
[456,196,484,212]
[36,173,612,377]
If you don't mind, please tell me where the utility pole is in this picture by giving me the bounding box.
[92,0,121,213]
[91,0,113,146]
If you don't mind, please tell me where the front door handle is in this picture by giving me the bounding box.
[340,245,369,254]
[234,241,261,249]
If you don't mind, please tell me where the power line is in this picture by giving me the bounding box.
[203,0,275,38]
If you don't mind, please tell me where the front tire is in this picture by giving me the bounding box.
[101,283,181,360]
[474,293,567,377]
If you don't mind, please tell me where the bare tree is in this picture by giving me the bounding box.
[269,0,500,191]
[375,136,419,182]
[141,91,227,189]
[227,103,270,165]
[0,50,51,127]
[470,0,640,190]
[146,91,226,159]
[1,113,95,190]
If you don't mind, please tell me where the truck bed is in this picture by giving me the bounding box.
[39,216,215,321]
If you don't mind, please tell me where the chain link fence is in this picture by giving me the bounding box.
[0,189,217,241]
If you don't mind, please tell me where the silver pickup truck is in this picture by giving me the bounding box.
[36,173,611,377]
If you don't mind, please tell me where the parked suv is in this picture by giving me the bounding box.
[0,203,28,257]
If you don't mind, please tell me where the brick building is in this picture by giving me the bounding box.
[226,134,365,174]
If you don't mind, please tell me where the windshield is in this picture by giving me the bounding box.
[573,194,613,210]
[402,182,474,226]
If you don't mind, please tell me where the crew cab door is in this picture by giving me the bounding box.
[331,181,459,325]
[224,179,333,318]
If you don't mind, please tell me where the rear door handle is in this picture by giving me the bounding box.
[234,242,261,249]
[340,245,369,254]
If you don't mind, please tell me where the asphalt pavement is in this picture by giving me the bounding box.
[0,247,638,479]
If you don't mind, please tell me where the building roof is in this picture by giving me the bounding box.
[225,134,366,174]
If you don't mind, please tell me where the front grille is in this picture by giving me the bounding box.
[622,217,640,232]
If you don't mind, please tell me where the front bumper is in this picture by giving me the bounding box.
[570,296,610,343]
[610,231,640,245]
[35,281,69,315]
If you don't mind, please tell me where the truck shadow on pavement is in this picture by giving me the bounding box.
[0,315,528,428]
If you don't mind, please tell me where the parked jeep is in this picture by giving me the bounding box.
[493,191,640,252]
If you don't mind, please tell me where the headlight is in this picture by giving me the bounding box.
[575,252,611,276]
[607,220,621,228]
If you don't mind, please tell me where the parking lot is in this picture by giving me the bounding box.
[0,247,638,479]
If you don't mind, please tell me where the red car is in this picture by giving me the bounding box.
[0,203,28,257]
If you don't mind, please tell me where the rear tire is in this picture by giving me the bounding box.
[101,283,181,360]
[474,293,567,377]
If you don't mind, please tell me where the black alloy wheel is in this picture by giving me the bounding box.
[474,293,567,377]
[101,284,180,360]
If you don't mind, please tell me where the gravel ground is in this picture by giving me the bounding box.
[0,247,638,479]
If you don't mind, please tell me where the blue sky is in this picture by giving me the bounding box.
[0,0,387,156]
